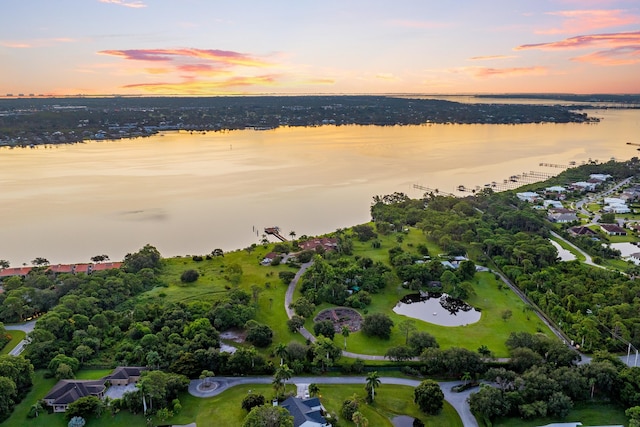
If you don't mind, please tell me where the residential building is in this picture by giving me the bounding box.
[600,224,627,236]
[280,396,330,427]
[516,192,541,203]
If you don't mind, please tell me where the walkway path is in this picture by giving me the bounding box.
[188,376,478,427]
[284,261,388,360]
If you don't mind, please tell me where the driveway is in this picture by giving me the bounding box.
[188,376,478,427]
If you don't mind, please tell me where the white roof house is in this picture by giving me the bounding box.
[516,192,540,202]
[573,182,596,191]
[546,186,567,193]
[603,204,631,214]
[544,200,564,209]
[604,197,625,205]
[590,173,612,181]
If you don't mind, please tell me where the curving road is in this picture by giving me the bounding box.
[4,320,36,356]
[188,376,478,427]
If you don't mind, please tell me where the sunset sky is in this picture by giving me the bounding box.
[2,0,639,96]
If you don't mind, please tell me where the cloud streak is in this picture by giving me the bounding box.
[452,66,548,78]
[99,48,271,67]
[537,9,640,35]
[469,55,518,61]
[516,30,640,50]
[99,0,146,8]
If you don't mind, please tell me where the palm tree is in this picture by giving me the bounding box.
[200,370,215,388]
[461,371,472,386]
[309,383,320,397]
[274,342,288,366]
[365,371,381,401]
[341,326,350,350]
[273,364,293,396]
[289,230,296,240]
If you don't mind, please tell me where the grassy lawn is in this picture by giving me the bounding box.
[168,383,296,426]
[3,370,129,427]
[1,329,25,355]
[319,384,462,427]
[341,272,549,358]
[490,402,627,427]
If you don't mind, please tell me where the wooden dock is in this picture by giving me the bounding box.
[264,226,287,242]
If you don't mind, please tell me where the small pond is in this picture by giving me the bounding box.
[393,292,481,327]
[549,239,576,261]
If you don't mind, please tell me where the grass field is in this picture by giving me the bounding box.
[490,402,627,427]
[337,271,549,358]
[1,329,25,355]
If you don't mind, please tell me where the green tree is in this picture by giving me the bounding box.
[352,410,369,427]
[627,405,640,427]
[243,405,293,427]
[309,383,320,397]
[245,321,273,348]
[289,297,315,318]
[341,326,350,350]
[361,313,394,339]
[272,364,294,396]
[0,376,17,422]
[199,370,214,388]
[66,396,101,420]
[413,379,444,415]
[313,320,336,340]
[469,385,511,422]
[180,269,199,283]
[241,393,265,412]
[365,371,381,401]
[122,244,162,273]
[274,342,288,366]
[341,394,360,421]
[398,319,417,345]
[287,315,305,333]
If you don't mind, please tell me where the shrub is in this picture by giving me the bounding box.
[242,393,265,412]
[180,269,200,283]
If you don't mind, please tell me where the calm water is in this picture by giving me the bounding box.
[393,293,481,327]
[0,109,639,266]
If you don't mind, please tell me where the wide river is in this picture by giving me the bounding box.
[1,108,639,266]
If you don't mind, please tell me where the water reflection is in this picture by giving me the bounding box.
[393,292,481,327]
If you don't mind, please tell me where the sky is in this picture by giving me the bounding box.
[1,0,639,96]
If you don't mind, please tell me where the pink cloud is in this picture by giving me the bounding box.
[469,55,518,61]
[99,48,271,67]
[473,66,548,78]
[99,0,146,8]
[537,9,640,35]
[0,37,76,49]
[122,75,281,94]
[516,30,640,50]
[572,45,640,65]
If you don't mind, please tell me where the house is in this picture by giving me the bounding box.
[572,182,597,192]
[297,237,338,252]
[261,252,278,265]
[629,253,640,265]
[548,211,578,223]
[43,379,106,413]
[543,200,564,209]
[0,266,32,279]
[568,226,597,237]
[43,366,145,412]
[603,204,631,214]
[107,366,145,386]
[589,173,612,181]
[280,396,330,427]
[545,186,567,193]
[600,224,627,236]
[516,192,541,203]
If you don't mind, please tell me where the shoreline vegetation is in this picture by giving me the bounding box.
[3,110,640,425]
[0,95,602,148]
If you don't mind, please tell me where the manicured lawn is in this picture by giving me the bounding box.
[490,402,627,427]
[168,383,296,426]
[1,329,25,355]
[318,384,462,427]
[342,272,549,358]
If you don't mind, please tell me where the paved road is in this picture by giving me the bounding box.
[4,320,36,356]
[188,376,478,427]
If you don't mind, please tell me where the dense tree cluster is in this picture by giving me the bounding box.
[0,356,34,422]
